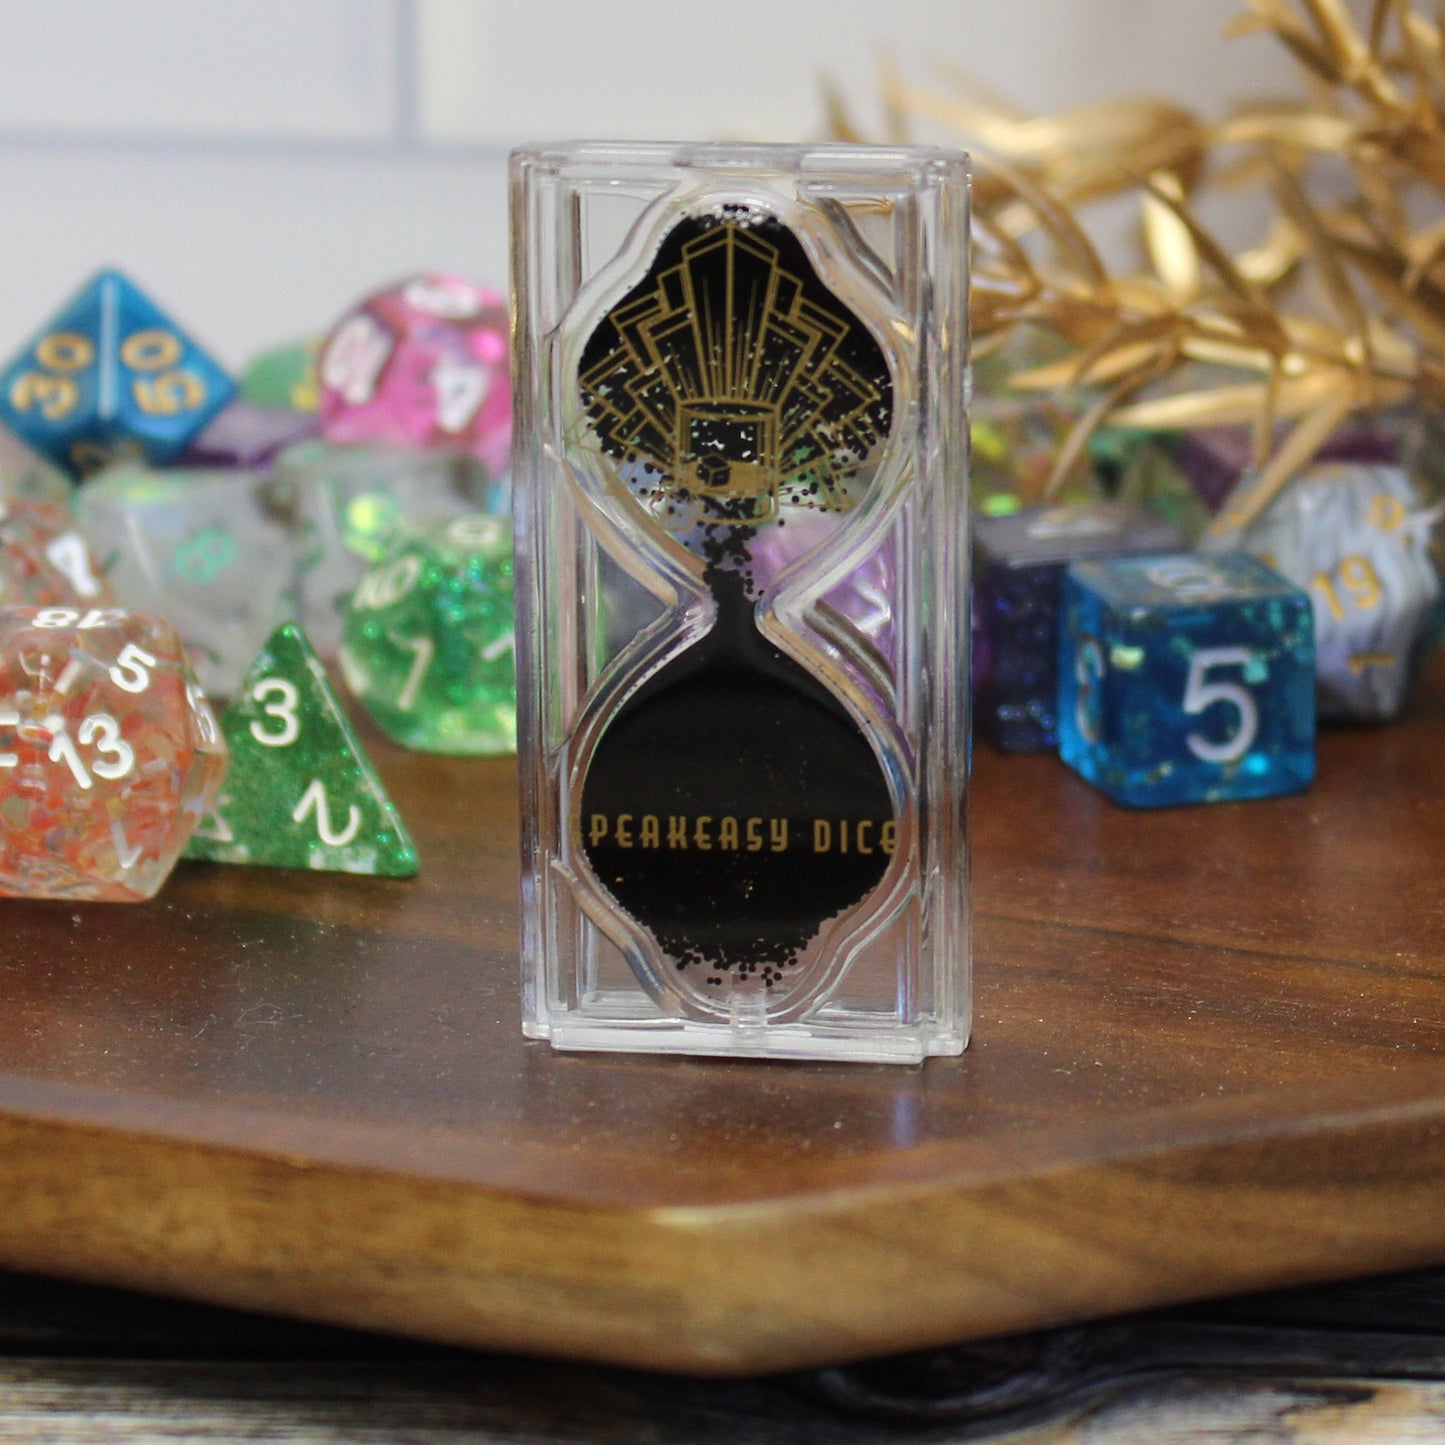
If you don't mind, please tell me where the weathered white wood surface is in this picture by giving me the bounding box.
[2,1359,1444,1441]
[2,1268,1445,1442]
[1023,1380,1445,1442]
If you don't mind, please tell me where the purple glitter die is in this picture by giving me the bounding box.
[1174,421,1400,517]
[177,398,321,469]
[975,502,1182,751]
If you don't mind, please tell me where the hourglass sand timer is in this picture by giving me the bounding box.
[513,142,970,1062]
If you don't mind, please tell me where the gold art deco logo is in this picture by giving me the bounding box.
[580,218,891,527]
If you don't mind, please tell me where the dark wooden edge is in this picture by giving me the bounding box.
[3,1084,1445,1377]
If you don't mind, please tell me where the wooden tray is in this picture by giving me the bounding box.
[2,659,1444,1377]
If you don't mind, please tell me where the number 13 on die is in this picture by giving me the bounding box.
[0,608,227,901]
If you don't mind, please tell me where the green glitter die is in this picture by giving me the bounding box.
[338,513,516,756]
[240,338,319,413]
[184,623,417,876]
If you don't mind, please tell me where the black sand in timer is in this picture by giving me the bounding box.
[577,210,896,1001]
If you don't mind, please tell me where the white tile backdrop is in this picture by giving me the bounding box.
[0,0,1295,366]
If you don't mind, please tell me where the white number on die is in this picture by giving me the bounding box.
[1074,637,1105,745]
[79,713,135,780]
[44,532,103,599]
[396,635,434,712]
[1145,558,1232,602]
[34,608,126,630]
[292,778,361,848]
[431,357,488,432]
[249,678,301,748]
[108,643,157,694]
[320,314,395,405]
[1183,647,1259,765]
[187,682,220,747]
[1024,509,1117,541]
[445,515,504,550]
[109,819,142,868]
[47,712,134,788]
[353,554,421,611]
[402,277,484,319]
[0,708,18,770]
[191,800,234,843]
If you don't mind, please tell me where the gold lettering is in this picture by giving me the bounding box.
[719,816,739,850]
[880,821,897,855]
[694,816,712,850]
[589,814,609,846]
[746,817,763,851]
[857,820,873,854]
[1369,493,1406,533]
[770,819,788,852]
[640,814,660,848]
[839,820,850,853]
[814,819,831,854]
[667,815,687,849]
[615,813,633,848]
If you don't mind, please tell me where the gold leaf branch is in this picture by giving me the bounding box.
[832,0,1445,516]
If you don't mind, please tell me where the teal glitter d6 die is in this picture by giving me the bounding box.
[1058,552,1315,807]
[0,271,234,479]
[338,513,515,754]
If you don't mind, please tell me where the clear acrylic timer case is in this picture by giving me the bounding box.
[511,141,970,1063]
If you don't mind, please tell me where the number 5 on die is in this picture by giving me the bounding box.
[1183,648,1259,765]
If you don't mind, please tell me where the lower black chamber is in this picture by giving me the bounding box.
[580,572,895,990]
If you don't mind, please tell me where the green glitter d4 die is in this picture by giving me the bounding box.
[338,513,516,756]
[184,623,417,876]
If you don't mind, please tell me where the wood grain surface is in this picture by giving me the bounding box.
[0,660,1442,1375]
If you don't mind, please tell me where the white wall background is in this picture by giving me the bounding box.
[0,0,1296,368]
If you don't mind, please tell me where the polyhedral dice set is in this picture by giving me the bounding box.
[961,329,1445,810]
[0,265,514,901]
[1,221,1442,961]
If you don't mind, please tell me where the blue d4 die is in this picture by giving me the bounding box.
[974,502,1182,751]
[1058,552,1315,807]
[0,270,235,478]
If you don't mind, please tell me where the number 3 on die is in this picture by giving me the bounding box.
[250,678,300,747]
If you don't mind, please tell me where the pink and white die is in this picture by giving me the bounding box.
[316,275,511,477]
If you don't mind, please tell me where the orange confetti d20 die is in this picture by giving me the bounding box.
[0,606,227,900]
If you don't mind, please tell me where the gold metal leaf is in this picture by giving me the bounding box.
[1141,171,1202,302]
[1042,348,1177,502]
[832,2,1445,493]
